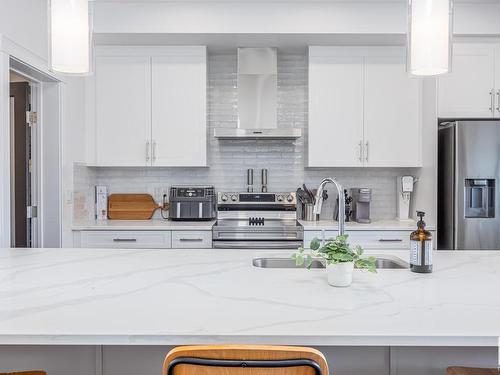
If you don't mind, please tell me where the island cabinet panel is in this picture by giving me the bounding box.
[308,47,422,168]
[79,230,172,248]
[438,44,497,118]
[87,46,207,167]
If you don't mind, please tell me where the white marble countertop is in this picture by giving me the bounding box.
[72,219,216,231]
[299,219,436,231]
[73,219,434,232]
[0,248,498,346]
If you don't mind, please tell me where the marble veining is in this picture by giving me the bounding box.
[0,248,498,346]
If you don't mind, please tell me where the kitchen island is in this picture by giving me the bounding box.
[0,248,498,374]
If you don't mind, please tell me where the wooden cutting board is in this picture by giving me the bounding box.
[108,194,160,220]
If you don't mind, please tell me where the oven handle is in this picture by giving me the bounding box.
[213,240,304,249]
[213,231,304,240]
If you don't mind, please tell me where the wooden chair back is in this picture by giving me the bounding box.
[447,367,499,375]
[163,345,329,375]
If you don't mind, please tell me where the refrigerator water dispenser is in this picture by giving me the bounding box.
[464,179,495,218]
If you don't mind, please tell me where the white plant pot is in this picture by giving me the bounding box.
[327,262,354,287]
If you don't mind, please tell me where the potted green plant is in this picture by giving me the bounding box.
[293,234,377,287]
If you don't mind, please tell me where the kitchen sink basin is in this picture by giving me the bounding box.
[252,256,409,269]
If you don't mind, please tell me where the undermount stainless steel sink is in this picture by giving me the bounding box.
[252,256,409,269]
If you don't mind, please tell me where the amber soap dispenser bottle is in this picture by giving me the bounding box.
[410,211,433,273]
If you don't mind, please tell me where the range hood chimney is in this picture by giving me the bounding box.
[214,48,301,140]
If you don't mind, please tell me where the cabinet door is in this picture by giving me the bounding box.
[495,46,500,118]
[363,55,422,167]
[438,44,495,118]
[308,51,364,167]
[151,48,207,167]
[94,55,151,166]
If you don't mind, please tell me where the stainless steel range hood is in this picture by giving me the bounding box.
[214,47,301,140]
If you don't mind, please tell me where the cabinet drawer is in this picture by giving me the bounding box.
[80,231,171,249]
[325,230,410,249]
[304,231,323,248]
[171,230,212,248]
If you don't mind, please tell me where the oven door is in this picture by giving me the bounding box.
[212,225,303,249]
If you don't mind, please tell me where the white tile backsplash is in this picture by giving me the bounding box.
[74,52,416,221]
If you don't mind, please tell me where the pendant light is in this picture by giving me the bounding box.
[48,0,93,75]
[407,0,453,76]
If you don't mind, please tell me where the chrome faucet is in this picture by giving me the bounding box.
[313,178,345,236]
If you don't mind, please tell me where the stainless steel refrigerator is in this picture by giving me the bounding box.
[438,120,500,250]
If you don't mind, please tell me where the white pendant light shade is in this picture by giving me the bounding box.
[48,0,92,75]
[408,0,453,76]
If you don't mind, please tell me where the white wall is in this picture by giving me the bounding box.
[61,77,87,247]
[92,1,500,36]
[0,0,86,248]
[0,0,48,60]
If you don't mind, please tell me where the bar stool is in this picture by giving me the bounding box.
[163,345,329,375]
[0,372,46,375]
[447,367,499,375]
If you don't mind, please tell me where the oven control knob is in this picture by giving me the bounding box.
[286,194,294,202]
[277,195,284,202]
[221,194,228,202]
[231,194,238,202]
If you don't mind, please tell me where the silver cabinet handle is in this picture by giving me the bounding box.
[146,141,150,162]
[358,141,363,162]
[152,141,157,163]
[497,90,500,112]
[378,239,403,242]
[179,238,203,242]
[490,90,494,113]
[113,238,137,242]
[365,141,369,162]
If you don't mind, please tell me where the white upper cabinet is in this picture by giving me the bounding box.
[438,44,496,118]
[94,55,151,167]
[152,51,206,167]
[364,55,421,167]
[88,46,207,167]
[308,53,364,167]
[495,46,500,118]
[308,47,422,168]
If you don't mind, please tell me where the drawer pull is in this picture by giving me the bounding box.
[378,239,403,242]
[179,238,203,242]
[113,238,137,242]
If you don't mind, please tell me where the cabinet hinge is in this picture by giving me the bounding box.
[26,111,37,126]
[26,206,38,219]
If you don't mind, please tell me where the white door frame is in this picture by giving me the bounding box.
[0,34,64,248]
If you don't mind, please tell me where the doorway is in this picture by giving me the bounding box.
[9,70,39,248]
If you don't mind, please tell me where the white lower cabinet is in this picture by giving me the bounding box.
[171,230,212,248]
[304,230,411,250]
[79,231,172,249]
[75,229,213,249]
[303,231,322,247]
[325,230,410,249]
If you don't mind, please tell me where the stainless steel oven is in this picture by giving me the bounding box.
[212,192,303,249]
